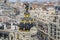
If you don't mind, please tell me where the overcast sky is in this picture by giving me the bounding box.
[9,0,58,2]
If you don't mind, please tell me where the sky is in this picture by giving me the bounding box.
[9,0,58,2]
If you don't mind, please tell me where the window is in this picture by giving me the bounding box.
[58,33,60,35]
[50,24,52,27]
[50,34,52,36]
[50,28,52,33]
[45,24,48,27]
[54,36,56,39]
[46,13,48,14]
[53,19,56,22]
[58,37,60,39]
[58,29,60,31]
[54,28,56,31]
[55,6,60,11]
[50,38,53,40]
[54,25,56,28]
[54,32,56,35]
[58,7,60,10]
[59,19,60,23]
[55,11,58,13]
[50,27,52,30]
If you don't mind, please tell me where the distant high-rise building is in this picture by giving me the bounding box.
[0,0,9,3]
